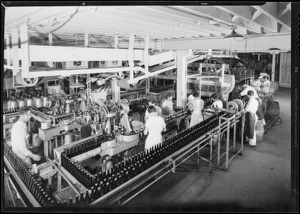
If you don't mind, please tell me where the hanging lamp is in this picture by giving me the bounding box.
[224,29,244,39]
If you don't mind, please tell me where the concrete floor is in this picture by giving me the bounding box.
[124,87,294,212]
[3,87,295,212]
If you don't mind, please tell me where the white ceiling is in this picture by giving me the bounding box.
[4,3,291,47]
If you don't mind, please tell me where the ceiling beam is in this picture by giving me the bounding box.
[252,3,291,31]
[251,10,262,20]
[75,12,203,39]
[278,2,291,18]
[138,6,233,35]
[170,6,248,35]
[102,7,218,37]
[5,7,79,32]
[216,6,262,34]
[55,24,189,42]
[251,12,277,32]
[161,33,291,53]
[90,7,211,37]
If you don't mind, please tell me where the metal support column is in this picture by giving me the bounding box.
[225,119,230,171]
[240,113,245,155]
[20,24,30,78]
[233,116,237,151]
[144,34,150,94]
[112,34,120,102]
[11,28,19,77]
[271,51,276,82]
[128,33,134,82]
[176,50,189,107]
[47,33,53,67]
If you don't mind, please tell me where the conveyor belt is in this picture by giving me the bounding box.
[3,163,32,207]
[3,108,245,207]
[4,157,40,207]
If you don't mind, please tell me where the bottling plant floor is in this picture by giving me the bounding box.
[124,87,294,212]
[3,87,295,212]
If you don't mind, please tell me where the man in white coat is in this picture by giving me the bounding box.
[11,107,41,169]
[242,90,259,146]
[240,84,259,98]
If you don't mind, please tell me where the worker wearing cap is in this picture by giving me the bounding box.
[240,84,259,98]
[143,106,166,150]
[241,90,259,146]
[11,107,41,170]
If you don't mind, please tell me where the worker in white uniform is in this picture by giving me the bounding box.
[241,90,259,146]
[260,75,271,93]
[240,84,259,98]
[143,106,166,151]
[210,93,223,109]
[189,91,204,128]
[203,93,223,119]
[144,98,162,122]
[187,88,199,114]
[187,87,199,102]
[162,93,175,115]
[250,75,261,92]
[11,107,41,169]
[188,93,194,103]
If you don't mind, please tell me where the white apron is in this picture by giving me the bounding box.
[190,99,203,128]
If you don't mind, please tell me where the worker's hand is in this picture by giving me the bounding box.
[31,154,41,162]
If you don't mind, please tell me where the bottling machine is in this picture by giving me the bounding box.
[3,95,245,207]
[3,24,247,207]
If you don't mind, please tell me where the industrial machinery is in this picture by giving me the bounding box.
[3,97,245,207]
[185,50,254,101]
[3,24,249,207]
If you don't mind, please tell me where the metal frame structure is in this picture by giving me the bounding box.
[217,113,245,171]
[4,24,176,86]
[4,156,41,207]
[3,109,244,207]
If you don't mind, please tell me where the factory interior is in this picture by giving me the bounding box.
[2,2,298,213]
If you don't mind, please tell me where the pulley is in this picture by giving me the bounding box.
[83,111,92,123]
[233,99,244,112]
[15,71,39,87]
[226,101,239,112]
